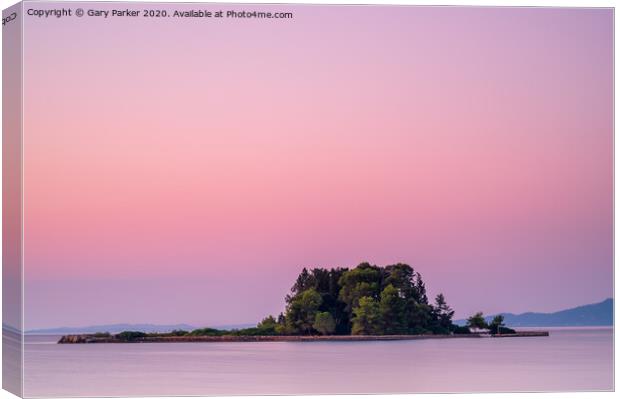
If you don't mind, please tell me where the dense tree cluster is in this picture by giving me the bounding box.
[466,313,516,334]
[111,263,515,339]
[260,262,461,336]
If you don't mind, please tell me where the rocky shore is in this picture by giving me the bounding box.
[58,331,549,344]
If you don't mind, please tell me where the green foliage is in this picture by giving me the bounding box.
[488,314,504,334]
[338,263,382,313]
[95,263,466,341]
[286,267,350,334]
[187,322,279,338]
[257,315,277,330]
[384,263,415,292]
[488,315,515,334]
[115,331,147,341]
[450,325,471,334]
[107,262,464,339]
[351,296,383,335]
[497,326,516,334]
[285,288,323,334]
[467,312,489,330]
[230,327,277,336]
[407,303,434,334]
[289,268,313,296]
[189,328,227,336]
[92,332,111,338]
[274,313,288,335]
[414,273,428,304]
[267,263,460,336]
[313,312,336,335]
[433,293,455,334]
[379,284,407,334]
[230,315,279,336]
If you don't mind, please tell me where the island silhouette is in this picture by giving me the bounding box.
[56,263,554,343]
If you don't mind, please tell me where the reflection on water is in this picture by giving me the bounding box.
[23,327,613,397]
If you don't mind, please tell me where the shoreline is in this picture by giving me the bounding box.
[58,331,549,344]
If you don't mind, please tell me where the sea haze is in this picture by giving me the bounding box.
[26,323,254,335]
[28,298,613,334]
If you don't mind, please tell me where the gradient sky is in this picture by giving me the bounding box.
[21,3,612,329]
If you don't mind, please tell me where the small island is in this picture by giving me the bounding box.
[58,263,548,343]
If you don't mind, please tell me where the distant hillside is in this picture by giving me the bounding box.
[28,299,613,333]
[2,323,21,335]
[26,323,198,334]
[26,322,257,334]
[455,298,613,327]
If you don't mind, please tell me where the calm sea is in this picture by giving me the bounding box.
[22,327,613,397]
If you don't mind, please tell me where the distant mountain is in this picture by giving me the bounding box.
[455,298,613,327]
[26,322,258,334]
[2,323,21,335]
[26,323,198,334]
[28,299,613,333]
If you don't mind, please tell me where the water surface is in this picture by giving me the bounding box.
[23,327,613,397]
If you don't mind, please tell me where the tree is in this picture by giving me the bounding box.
[313,267,349,334]
[285,267,350,334]
[351,296,383,335]
[313,312,336,335]
[257,315,277,329]
[406,302,434,334]
[434,293,455,333]
[286,268,314,304]
[115,331,148,341]
[450,325,472,335]
[383,263,415,293]
[189,328,226,336]
[267,263,454,336]
[414,272,428,304]
[338,263,382,313]
[275,313,288,335]
[467,312,488,330]
[488,314,505,334]
[256,315,278,335]
[285,288,323,334]
[379,284,407,334]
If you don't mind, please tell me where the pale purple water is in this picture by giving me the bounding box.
[23,328,613,397]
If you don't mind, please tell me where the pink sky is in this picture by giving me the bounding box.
[21,4,612,329]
